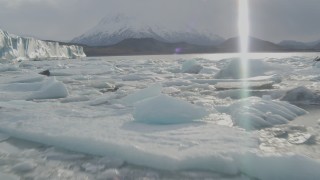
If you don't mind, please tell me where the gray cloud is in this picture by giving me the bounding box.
[0,0,319,42]
[250,0,320,42]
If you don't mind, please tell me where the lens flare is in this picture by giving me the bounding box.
[238,0,250,97]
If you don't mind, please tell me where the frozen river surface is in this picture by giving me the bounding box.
[0,53,320,180]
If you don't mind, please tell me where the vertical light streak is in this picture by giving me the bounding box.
[239,0,250,96]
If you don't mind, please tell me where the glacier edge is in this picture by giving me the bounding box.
[0,29,86,61]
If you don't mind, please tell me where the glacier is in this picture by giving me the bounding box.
[0,29,86,61]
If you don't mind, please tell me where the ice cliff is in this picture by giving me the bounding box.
[0,29,86,60]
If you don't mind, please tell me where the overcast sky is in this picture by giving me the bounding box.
[0,0,320,43]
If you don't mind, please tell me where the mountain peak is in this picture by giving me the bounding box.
[71,14,224,46]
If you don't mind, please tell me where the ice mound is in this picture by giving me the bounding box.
[221,97,306,130]
[133,94,208,124]
[281,86,320,104]
[0,29,86,60]
[121,84,162,105]
[28,77,69,100]
[181,59,203,74]
[214,58,281,79]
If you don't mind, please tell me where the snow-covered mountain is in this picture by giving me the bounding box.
[0,29,86,61]
[71,14,225,46]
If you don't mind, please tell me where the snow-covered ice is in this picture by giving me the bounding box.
[0,53,320,179]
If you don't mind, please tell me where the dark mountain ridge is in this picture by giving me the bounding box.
[46,36,320,57]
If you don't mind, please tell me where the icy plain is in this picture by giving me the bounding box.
[0,53,320,179]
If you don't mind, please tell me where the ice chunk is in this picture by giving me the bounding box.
[281,86,320,104]
[27,77,69,100]
[133,94,208,124]
[39,69,51,76]
[163,80,192,87]
[12,161,37,173]
[288,132,314,144]
[161,87,180,94]
[98,157,124,168]
[181,60,203,74]
[87,81,115,89]
[121,84,162,105]
[81,163,105,173]
[214,81,274,90]
[214,58,282,79]
[96,169,120,180]
[222,97,307,130]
